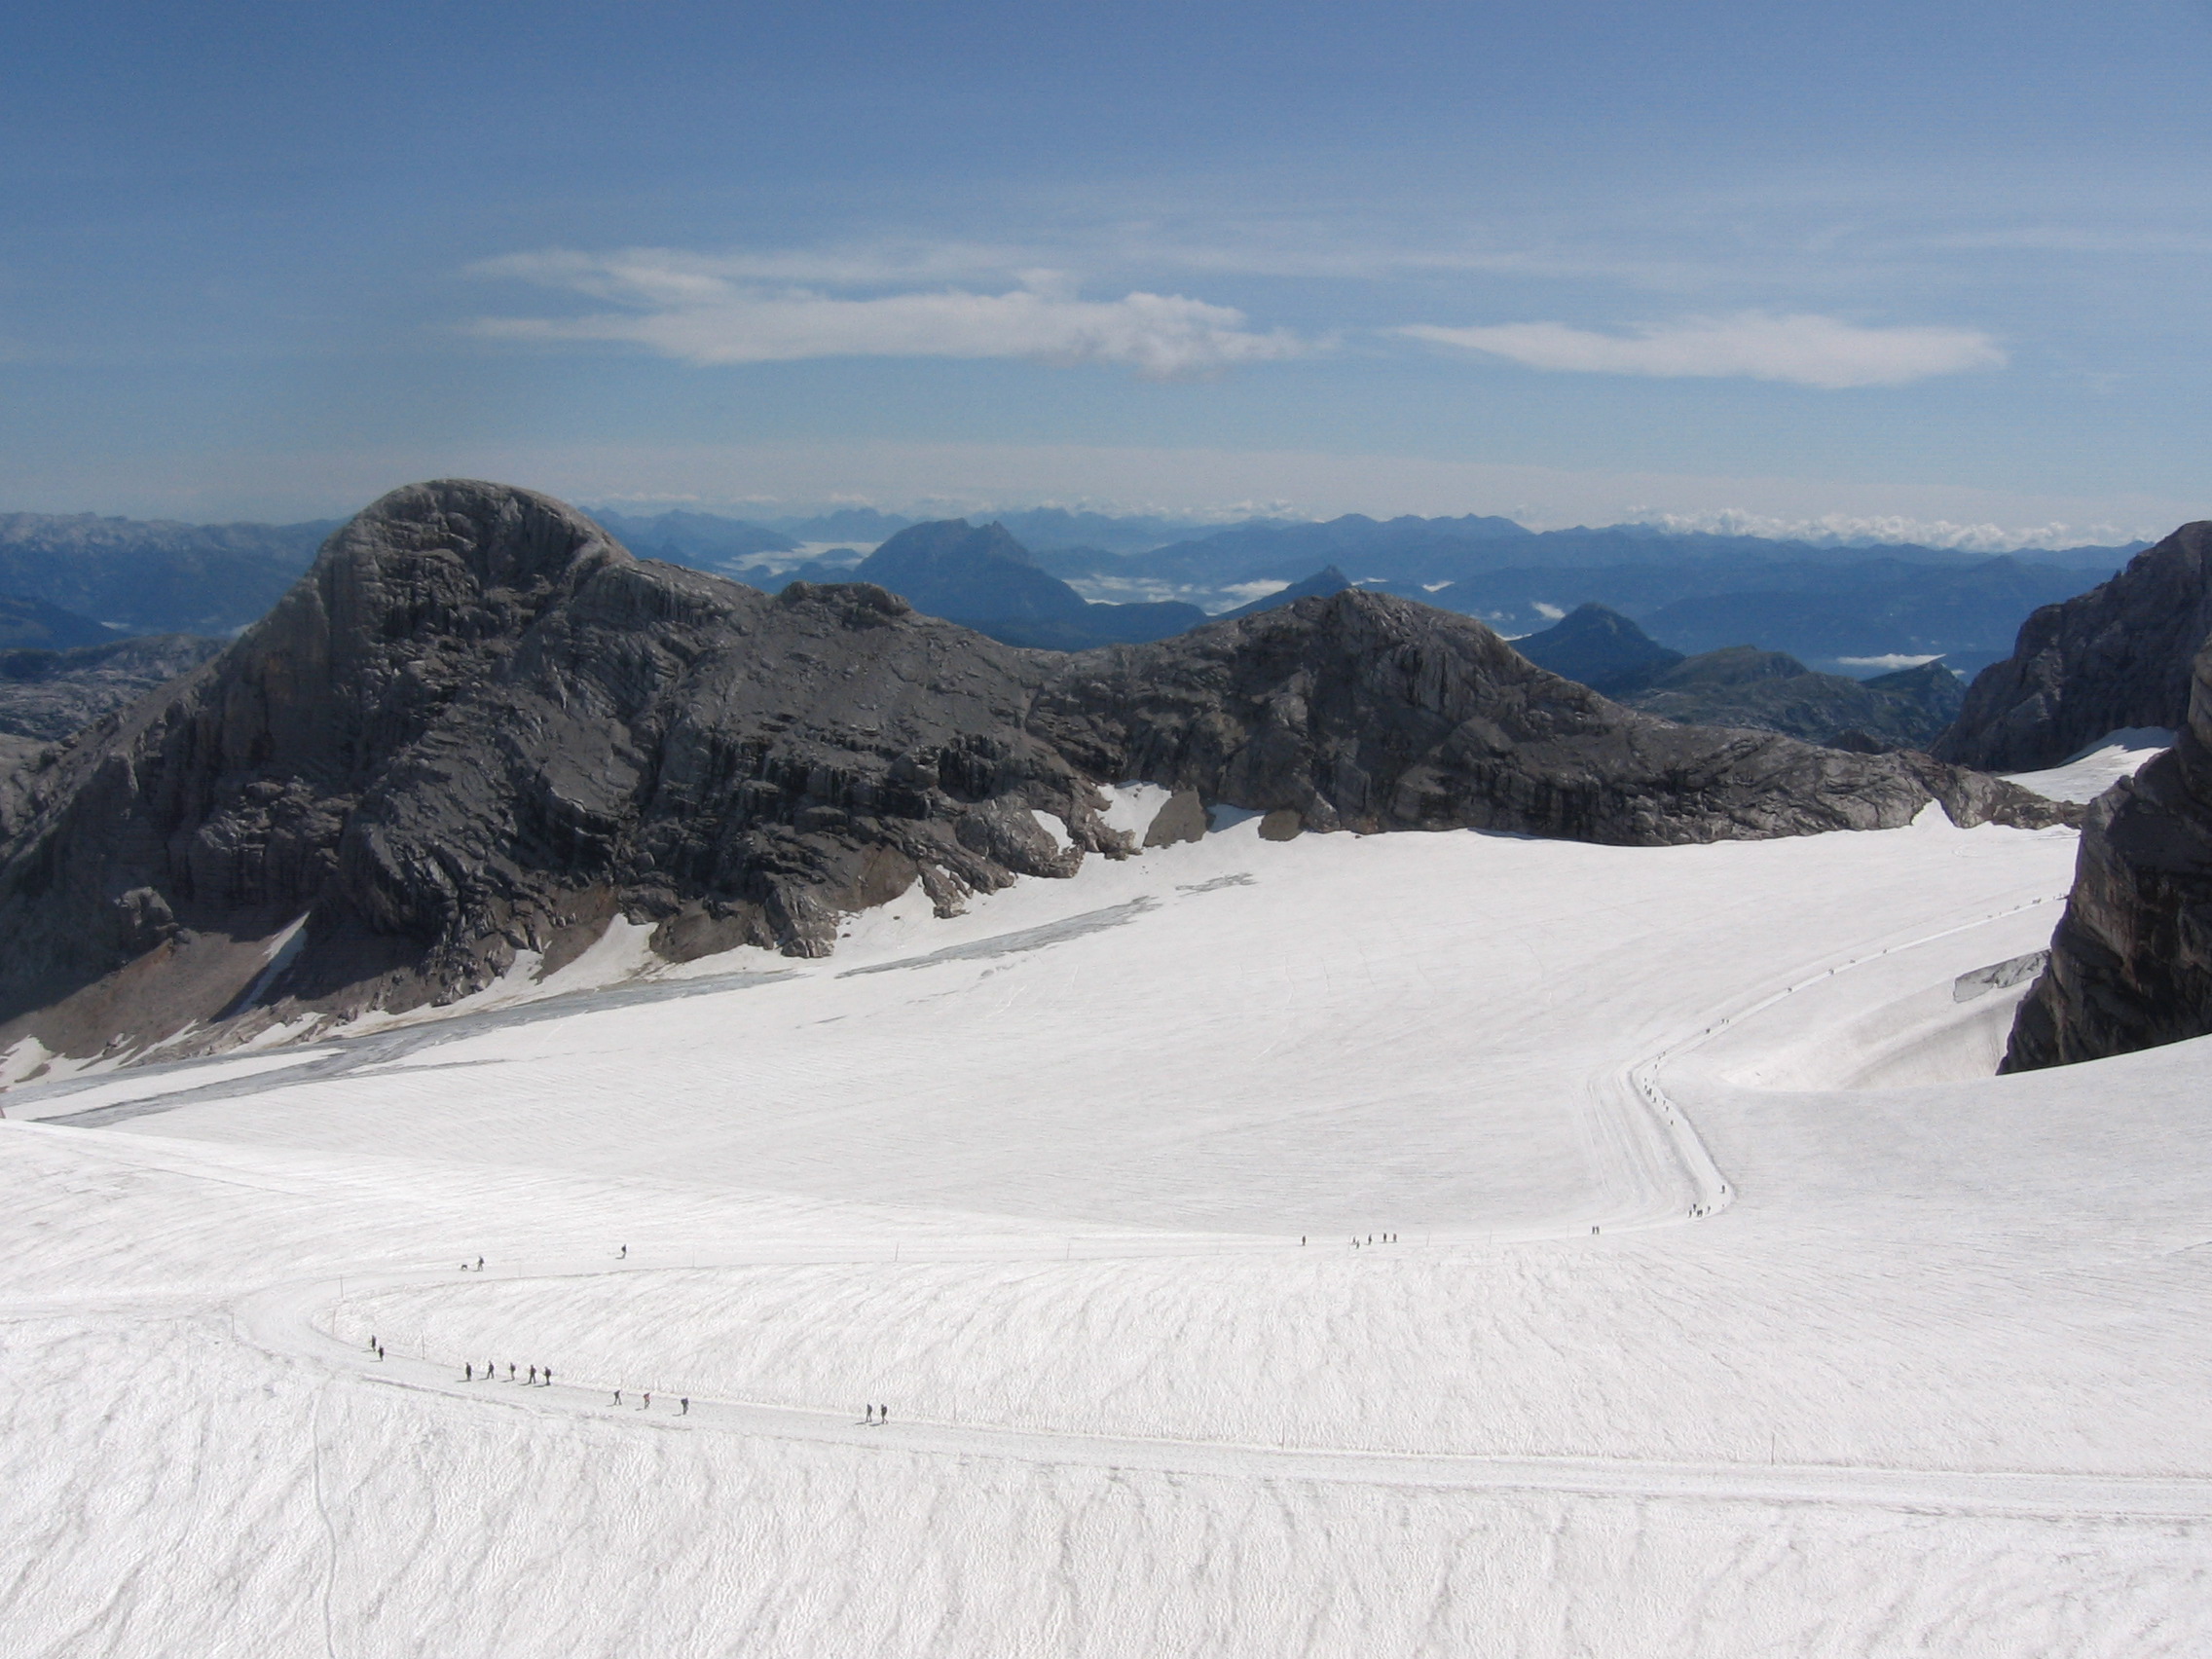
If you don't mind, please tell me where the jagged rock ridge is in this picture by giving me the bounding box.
[0,480,2072,1067]
[1034,601,2051,845]
[1936,522,2212,771]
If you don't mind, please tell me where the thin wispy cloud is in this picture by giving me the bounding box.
[470,251,1309,379]
[1399,312,2006,388]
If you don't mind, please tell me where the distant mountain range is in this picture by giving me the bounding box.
[1514,604,1966,750]
[582,504,1274,573]
[1035,519,2134,677]
[820,520,1207,649]
[0,480,2070,1062]
[780,513,2117,688]
[1506,601,1683,691]
[587,508,799,567]
[0,594,115,651]
[0,512,336,636]
[0,500,2136,684]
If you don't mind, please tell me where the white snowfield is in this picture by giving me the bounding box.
[5,752,2209,1658]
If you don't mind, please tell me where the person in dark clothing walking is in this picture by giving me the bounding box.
[680,1398,688,1416]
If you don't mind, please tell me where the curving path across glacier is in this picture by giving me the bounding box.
[229,1244,2212,1524]
[203,876,2148,1527]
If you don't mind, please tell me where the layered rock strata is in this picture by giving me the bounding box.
[0,480,2073,1065]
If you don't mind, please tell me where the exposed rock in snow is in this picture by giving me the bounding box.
[0,479,2073,1066]
[1936,520,2212,770]
[2006,635,2212,1070]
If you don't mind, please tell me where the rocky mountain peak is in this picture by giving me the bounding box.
[853,518,1089,626]
[0,483,2075,1070]
[1510,603,1685,696]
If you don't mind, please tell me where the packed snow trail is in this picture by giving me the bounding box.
[205,887,2131,1528]
[232,1262,2212,1523]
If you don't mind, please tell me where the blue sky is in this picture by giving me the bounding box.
[5,0,2211,543]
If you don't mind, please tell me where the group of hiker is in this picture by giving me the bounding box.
[455,1357,557,1388]
[374,1246,898,1430]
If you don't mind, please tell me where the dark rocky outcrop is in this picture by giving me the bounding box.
[0,480,2074,1068]
[1030,596,2059,845]
[1935,523,2212,771]
[2004,633,2212,1071]
[0,484,1110,1058]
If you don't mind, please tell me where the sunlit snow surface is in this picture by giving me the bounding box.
[5,775,2211,1656]
[2004,725,2176,802]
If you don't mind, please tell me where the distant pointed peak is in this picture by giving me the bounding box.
[867,517,1039,570]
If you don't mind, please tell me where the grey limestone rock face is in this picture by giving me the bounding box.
[1029,590,2066,845]
[1935,522,2212,771]
[0,483,1107,1055]
[0,633,228,742]
[2004,632,2212,1071]
[0,480,2076,1066]
[1141,790,1207,847]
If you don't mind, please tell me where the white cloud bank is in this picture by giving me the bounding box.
[471,252,1308,380]
[1399,312,2005,388]
[1624,507,2145,552]
[1836,653,1946,674]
